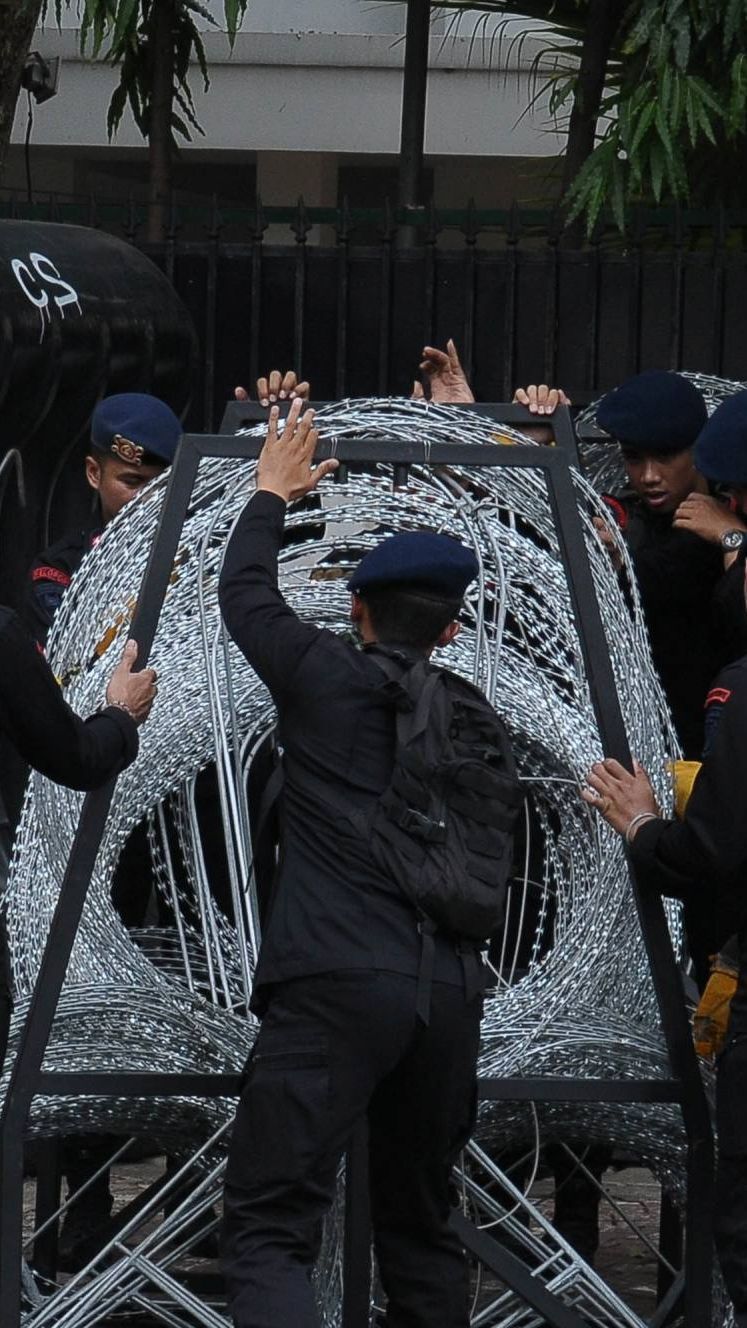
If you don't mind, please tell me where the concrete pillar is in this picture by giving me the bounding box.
[256,150,338,244]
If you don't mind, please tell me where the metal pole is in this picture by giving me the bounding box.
[397,0,430,246]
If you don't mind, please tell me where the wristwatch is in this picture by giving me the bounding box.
[720,528,747,552]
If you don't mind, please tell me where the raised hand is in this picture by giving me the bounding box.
[513,384,572,415]
[234,370,311,407]
[105,640,157,726]
[418,339,475,404]
[256,399,338,503]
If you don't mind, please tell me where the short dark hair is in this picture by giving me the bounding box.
[360,583,462,649]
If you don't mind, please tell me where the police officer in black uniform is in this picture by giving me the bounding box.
[582,594,747,1327]
[675,388,747,651]
[219,400,501,1328]
[25,393,182,648]
[594,369,747,759]
[19,393,181,1269]
[0,628,156,1070]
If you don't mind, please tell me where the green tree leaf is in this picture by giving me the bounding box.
[630,101,656,157]
[648,137,665,202]
[223,0,240,45]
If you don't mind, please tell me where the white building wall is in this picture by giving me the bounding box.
[5,2,565,214]
[11,4,563,155]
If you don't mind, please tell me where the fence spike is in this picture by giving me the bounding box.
[337,195,352,243]
[379,197,396,243]
[291,196,312,244]
[425,196,440,245]
[252,191,267,242]
[461,196,479,247]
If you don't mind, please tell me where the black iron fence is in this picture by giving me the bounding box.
[3,191,747,431]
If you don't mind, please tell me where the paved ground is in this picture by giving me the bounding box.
[539,1166,663,1315]
[22,1156,666,1323]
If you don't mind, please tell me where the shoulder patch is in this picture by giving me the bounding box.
[31,566,71,588]
[601,495,629,532]
[705,686,732,708]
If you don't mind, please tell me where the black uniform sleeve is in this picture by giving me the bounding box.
[0,610,138,790]
[713,559,747,664]
[219,490,323,695]
[24,557,72,648]
[630,661,747,901]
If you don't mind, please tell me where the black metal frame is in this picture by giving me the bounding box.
[0,425,712,1327]
[218,400,580,464]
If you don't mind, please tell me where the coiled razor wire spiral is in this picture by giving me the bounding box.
[1,398,723,1325]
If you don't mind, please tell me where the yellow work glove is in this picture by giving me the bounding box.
[668,760,701,819]
[693,956,738,1059]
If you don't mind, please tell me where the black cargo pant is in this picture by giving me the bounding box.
[716,1032,747,1322]
[222,970,482,1328]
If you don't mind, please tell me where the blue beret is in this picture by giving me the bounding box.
[91,393,182,466]
[596,370,706,454]
[348,532,478,598]
[695,389,747,485]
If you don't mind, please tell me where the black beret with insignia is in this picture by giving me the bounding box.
[596,370,707,454]
[91,393,182,466]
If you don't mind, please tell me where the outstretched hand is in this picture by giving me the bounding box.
[417,339,475,404]
[256,399,338,503]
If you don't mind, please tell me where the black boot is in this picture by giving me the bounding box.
[58,1139,115,1273]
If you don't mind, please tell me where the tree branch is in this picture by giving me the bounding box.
[0,0,46,182]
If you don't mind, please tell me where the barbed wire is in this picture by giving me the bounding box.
[2,399,707,1325]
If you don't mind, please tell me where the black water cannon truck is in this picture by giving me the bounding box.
[0,220,197,606]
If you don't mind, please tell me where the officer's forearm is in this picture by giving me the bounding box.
[219,491,319,694]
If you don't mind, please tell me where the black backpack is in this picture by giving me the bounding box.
[353,647,523,944]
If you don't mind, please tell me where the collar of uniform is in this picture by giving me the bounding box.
[363,641,429,665]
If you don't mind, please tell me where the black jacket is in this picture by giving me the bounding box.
[604,492,747,758]
[631,654,747,1033]
[219,490,465,1010]
[0,605,138,790]
[25,526,100,649]
[0,604,137,1026]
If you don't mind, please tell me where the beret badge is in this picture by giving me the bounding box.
[111,435,144,465]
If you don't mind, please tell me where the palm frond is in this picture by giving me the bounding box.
[78,0,248,145]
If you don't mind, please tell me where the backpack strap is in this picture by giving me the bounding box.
[368,654,451,847]
[416,917,437,1026]
[406,669,442,743]
[457,941,489,999]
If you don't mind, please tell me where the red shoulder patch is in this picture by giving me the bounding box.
[31,566,71,587]
[602,495,629,532]
[705,687,732,708]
